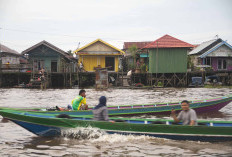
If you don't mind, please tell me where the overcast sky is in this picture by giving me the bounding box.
[0,0,231,53]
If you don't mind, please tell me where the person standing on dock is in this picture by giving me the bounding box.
[72,89,88,110]
[171,100,197,126]
[93,96,109,121]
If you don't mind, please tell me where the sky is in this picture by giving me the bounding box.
[0,0,232,53]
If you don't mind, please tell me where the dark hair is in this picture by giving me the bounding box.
[79,89,86,95]
[181,100,189,104]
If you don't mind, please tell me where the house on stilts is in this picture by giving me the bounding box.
[22,40,77,88]
[142,34,194,87]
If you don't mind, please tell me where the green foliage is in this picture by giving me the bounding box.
[128,63,136,70]
[67,50,73,56]
[128,45,138,67]
[157,81,163,87]
[128,45,138,58]
[140,63,147,73]
[187,55,194,69]
[205,67,213,72]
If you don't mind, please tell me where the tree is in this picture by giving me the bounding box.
[67,50,73,56]
[187,55,194,70]
[128,45,138,68]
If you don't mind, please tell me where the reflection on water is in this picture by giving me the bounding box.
[0,88,232,156]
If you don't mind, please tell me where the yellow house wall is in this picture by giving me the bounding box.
[80,55,119,72]
[115,56,119,72]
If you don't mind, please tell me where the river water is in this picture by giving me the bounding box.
[0,88,232,157]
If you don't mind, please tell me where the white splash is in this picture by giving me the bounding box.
[61,126,106,139]
[61,126,168,144]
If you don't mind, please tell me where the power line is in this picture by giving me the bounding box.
[1,27,228,46]
[0,27,135,42]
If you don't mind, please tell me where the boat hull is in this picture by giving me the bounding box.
[7,119,232,142]
[1,110,232,142]
[34,96,232,116]
[12,119,61,137]
[1,96,231,116]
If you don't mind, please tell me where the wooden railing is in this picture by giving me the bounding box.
[0,64,32,72]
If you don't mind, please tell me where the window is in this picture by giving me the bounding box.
[223,59,227,69]
[206,58,211,66]
[218,59,227,70]
[203,58,211,65]
[51,60,57,72]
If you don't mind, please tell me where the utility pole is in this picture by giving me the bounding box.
[156,41,158,86]
[0,27,2,87]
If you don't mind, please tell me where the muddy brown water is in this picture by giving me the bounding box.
[0,88,232,157]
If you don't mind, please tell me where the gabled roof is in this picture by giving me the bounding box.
[143,34,194,49]
[0,43,20,56]
[74,39,125,55]
[123,41,152,50]
[199,40,232,58]
[22,40,75,60]
[188,39,221,55]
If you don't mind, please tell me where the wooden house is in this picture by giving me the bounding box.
[188,38,232,71]
[74,39,125,72]
[22,40,77,73]
[0,44,28,72]
[143,34,194,73]
[0,44,21,64]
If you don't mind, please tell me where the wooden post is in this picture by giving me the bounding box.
[186,72,188,87]
[18,65,20,85]
[162,73,164,87]
[63,64,66,88]
[70,63,72,88]
[122,61,124,86]
[155,42,158,86]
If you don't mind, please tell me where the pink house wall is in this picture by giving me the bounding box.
[205,57,232,71]
[211,58,218,71]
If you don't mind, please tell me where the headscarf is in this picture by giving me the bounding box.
[94,96,107,110]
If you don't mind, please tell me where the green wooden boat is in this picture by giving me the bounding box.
[0,95,232,116]
[0,109,232,142]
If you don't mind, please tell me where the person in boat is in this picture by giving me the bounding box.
[72,89,88,110]
[93,96,109,121]
[171,100,197,126]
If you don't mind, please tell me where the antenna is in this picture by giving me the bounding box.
[77,42,80,49]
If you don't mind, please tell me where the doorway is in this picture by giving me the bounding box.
[105,57,115,71]
[51,61,57,72]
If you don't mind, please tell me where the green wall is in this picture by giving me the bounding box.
[30,56,61,72]
[149,48,188,73]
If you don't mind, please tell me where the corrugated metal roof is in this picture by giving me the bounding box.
[199,40,232,58]
[0,44,19,55]
[188,39,217,55]
[143,34,194,49]
[21,40,75,61]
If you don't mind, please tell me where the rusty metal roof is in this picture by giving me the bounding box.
[0,44,20,55]
[123,41,152,50]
